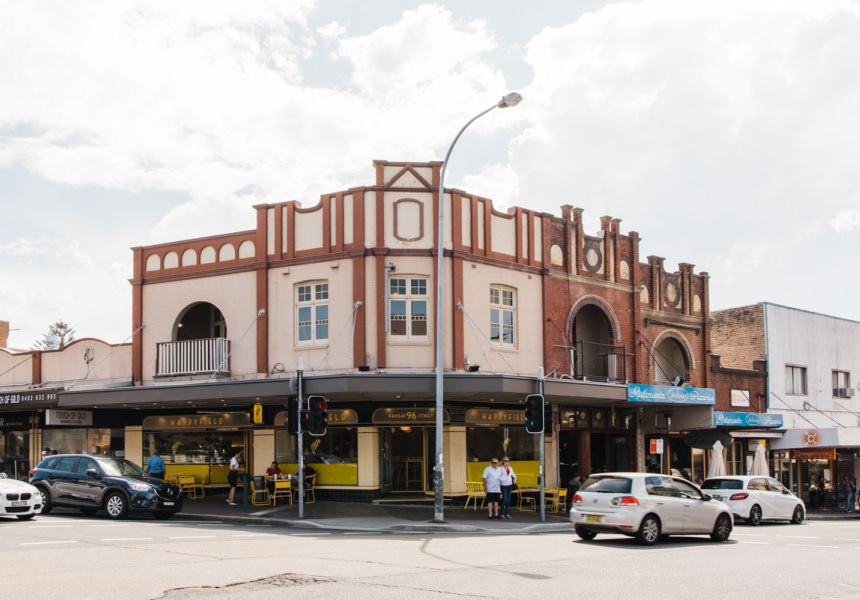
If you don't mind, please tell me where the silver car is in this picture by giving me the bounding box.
[570,472,734,545]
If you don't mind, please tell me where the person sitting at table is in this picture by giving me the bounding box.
[266,461,284,494]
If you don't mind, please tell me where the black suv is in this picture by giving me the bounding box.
[30,454,183,519]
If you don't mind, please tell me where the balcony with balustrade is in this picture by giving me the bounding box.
[156,338,230,377]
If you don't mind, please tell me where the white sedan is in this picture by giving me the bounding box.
[0,473,42,520]
[701,475,805,525]
[570,472,733,545]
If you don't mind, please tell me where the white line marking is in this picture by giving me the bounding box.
[233,533,277,538]
[835,538,860,542]
[777,535,821,539]
[737,541,771,545]
[197,523,234,526]
[344,532,380,535]
[21,540,78,546]
[787,543,838,549]
[292,533,330,536]
[29,525,73,529]
[100,538,153,542]
[731,533,766,537]
[89,524,132,528]
[169,535,217,540]
[246,524,272,527]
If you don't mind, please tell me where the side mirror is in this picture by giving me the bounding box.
[86,468,100,479]
[702,494,712,501]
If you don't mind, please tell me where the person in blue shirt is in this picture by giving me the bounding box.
[146,449,165,479]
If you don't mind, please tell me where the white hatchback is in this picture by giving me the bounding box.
[0,473,42,520]
[701,476,805,525]
[570,472,733,545]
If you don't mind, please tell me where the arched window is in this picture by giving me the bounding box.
[654,337,687,383]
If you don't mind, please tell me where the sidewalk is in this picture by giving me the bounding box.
[179,491,572,534]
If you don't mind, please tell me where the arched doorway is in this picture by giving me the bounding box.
[653,336,688,383]
[176,302,227,341]
[570,303,624,382]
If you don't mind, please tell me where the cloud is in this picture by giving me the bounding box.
[0,237,49,256]
[513,0,860,311]
[831,208,860,233]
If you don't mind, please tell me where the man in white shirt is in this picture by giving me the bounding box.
[227,449,243,506]
[482,457,503,519]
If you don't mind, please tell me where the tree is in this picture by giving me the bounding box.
[32,320,76,350]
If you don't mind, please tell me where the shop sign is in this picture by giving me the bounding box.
[714,411,783,428]
[465,409,526,426]
[274,408,358,427]
[789,448,836,461]
[0,416,28,429]
[142,414,251,430]
[372,407,450,425]
[46,409,92,426]
[730,389,750,407]
[0,389,59,407]
[627,384,715,405]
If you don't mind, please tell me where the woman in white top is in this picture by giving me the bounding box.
[498,457,517,519]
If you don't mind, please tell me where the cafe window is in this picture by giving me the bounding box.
[143,431,243,467]
[42,428,124,458]
[296,281,329,344]
[466,427,539,462]
[390,277,428,338]
[274,429,358,486]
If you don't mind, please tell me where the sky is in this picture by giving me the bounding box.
[2,0,860,350]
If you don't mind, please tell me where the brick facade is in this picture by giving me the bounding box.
[0,320,8,349]
[710,304,765,370]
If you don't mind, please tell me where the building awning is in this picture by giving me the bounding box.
[57,373,628,410]
[770,427,860,450]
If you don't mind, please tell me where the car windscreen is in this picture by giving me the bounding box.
[580,476,632,494]
[97,458,146,477]
[702,478,743,490]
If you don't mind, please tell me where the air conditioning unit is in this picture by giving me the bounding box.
[835,388,855,397]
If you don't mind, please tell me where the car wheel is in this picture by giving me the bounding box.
[575,526,597,541]
[635,515,661,546]
[747,504,763,525]
[710,514,732,542]
[791,505,805,524]
[153,510,173,520]
[36,486,52,514]
[104,492,129,519]
[80,508,99,516]
[16,513,35,521]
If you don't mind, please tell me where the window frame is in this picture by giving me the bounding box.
[388,276,429,340]
[785,365,807,396]
[489,285,517,348]
[832,370,851,397]
[295,281,329,345]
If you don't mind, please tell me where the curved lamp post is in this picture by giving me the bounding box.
[434,92,523,522]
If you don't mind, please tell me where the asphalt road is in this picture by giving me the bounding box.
[3,513,859,599]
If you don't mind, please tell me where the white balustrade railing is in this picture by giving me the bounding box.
[156,338,230,376]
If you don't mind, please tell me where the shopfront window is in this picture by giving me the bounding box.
[669,437,692,482]
[42,428,124,458]
[1,429,30,479]
[274,429,358,486]
[143,431,244,485]
[466,427,540,486]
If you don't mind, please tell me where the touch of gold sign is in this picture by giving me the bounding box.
[465,409,526,425]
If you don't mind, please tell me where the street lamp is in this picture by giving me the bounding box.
[433,92,523,522]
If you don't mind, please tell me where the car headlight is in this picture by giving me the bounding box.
[129,482,152,492]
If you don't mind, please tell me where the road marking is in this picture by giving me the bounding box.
[233,533,277,538]
[737,541,771,545]
[89,524,132,528]
[198,523,234,526]
[100,538,153,542]
[246,524,272,527]
[29,525,73,529]
[777,535,821,539]
[292,533,331,536]
[787,543,838,549]
[835,538,860,542]
[169,535,217,539]
[21,540,78,546]
[344,532,381,535]
[731,533,765,537]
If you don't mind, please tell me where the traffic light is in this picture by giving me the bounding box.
[308,395,328,436]
[524,394,544,434]
[286,397,298,435]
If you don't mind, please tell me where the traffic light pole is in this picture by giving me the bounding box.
[539,367,545,523]
[296,357,304,520]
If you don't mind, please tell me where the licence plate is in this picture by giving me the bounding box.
[163,501,174,506]
[12,501,27,507]
[585,515,603,523]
